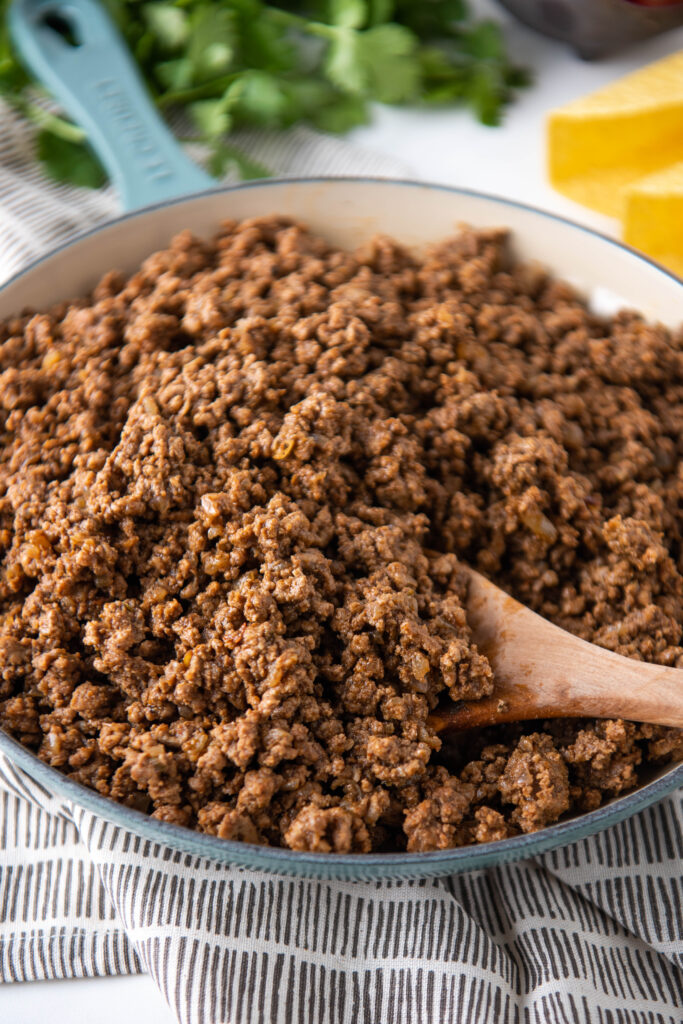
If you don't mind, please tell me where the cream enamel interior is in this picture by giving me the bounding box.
[2,179,682,323]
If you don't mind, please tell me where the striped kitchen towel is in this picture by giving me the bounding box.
[1,752,682,1024]
[0,97,682,1024]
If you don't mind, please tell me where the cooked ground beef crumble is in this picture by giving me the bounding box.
[0,217,681,853]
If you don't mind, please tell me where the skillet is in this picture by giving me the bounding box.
[0,0,681,880]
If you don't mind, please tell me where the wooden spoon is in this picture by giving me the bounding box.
[429,567,683,735]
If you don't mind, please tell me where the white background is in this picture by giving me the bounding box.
[3,0,683,1020]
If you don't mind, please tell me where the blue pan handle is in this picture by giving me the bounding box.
[9,0,213,210]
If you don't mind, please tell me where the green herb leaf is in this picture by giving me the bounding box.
[187,6,236,83]
[505,65,533,89]
[326,23,420,103]
[468,64,504,127]
[328,0,367,30]
[312,92,369,132]
[36,130,106,189]
[239,13,297,73]
[362,23,420,103]
[155,57,194,91]
[190,98,232,138]
[142,4,189,52]
[461,20,504,61]
[367,0,394,27]
[325,28,366,95]
[234,70,289,126]
[207,141,270,179]
[393,0,467,38]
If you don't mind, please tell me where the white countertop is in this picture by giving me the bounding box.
[3,2,683,1020]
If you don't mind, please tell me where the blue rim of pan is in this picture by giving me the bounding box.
[1,177,681,875]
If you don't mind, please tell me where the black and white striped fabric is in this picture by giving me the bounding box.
[1,754,681,1024]
[0,96,682,1024]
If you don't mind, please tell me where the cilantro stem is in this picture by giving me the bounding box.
[32,111,85,143]
[266,7,336,40]
[157,74,240,108]
[9,95,86,143]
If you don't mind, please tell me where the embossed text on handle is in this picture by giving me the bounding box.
[94,78,173,183]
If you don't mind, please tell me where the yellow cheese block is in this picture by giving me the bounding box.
[548,52,683,218]
[623,162,683,278]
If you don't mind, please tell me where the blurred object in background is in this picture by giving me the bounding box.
[547,50,683,275]
[498,0,683,58]
[623,163,683,276]
[547,51,683,215]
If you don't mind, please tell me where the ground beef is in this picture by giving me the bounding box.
[498,733,570,832]
[0,217,680,853]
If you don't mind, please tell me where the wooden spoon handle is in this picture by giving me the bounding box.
[433,569,683,734]
[541,644,683,728]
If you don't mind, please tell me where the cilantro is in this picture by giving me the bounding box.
[0,0,530,189]
[207,140,269,179]
[233,70,289,127]
[326,23,419,103]
[461,20,505,61]
[392,0,468,38]
[190,97,233,138]
[142,4,189,52]
[187,6,236,82]
[36,130,106,189]
[367,0,394,27]
[328,0,367,30]
[311,92,368,133]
